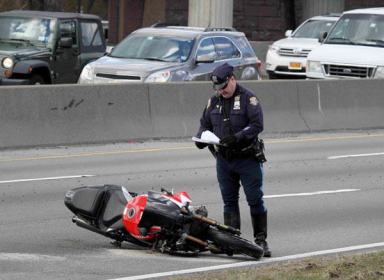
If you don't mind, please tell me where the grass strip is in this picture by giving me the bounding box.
[170,251,384,280]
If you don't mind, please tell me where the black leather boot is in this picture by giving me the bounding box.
[251,212,271,257]
[224,211,241,230]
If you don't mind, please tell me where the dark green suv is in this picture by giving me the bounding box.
[0,10,106,85]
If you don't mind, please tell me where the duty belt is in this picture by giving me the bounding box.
[215,145,254,160]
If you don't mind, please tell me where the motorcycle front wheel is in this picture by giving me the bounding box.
[207,227,264,259]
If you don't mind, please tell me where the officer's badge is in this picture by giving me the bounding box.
[233,95,241,110]
[207,98,211,109]
[211,75,218,83]
[249,96,258,106]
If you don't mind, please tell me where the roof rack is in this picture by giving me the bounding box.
[150,23,237,32]
[320,12,342,17]
[150,22,178,28]
[204,27,237,32]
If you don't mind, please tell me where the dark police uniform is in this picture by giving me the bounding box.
[195,63,271,257]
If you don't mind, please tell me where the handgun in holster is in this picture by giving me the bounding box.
[253,138,267,163]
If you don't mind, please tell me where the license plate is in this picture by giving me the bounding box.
[289,62,302,69]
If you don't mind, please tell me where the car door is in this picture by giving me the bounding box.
[78,20,106,71]
[53,19,79,83]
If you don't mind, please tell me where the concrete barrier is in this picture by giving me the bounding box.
[0,79,383,149]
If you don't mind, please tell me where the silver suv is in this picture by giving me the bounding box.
[78,25,261,84]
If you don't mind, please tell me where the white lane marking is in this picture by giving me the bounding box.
[264,189,360,199]
[109,242,384,280]
[0,174,94,184]
[328,152,384,160]
[0,253,66,261]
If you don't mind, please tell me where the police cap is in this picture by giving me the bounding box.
[210,63,234,90]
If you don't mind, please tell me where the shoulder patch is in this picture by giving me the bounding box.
[249,96,258,106]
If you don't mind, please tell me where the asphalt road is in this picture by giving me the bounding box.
[0,131,383,280]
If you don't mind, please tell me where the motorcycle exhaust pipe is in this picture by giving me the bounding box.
[72,216,110,238]
[182,233,221,254]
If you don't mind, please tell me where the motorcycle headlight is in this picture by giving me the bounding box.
[307,60,322,74]
[374,66,384,79]
[145,70,171,83]
[78,64,94,84]
[2,57,14,69]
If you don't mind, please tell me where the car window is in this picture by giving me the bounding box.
[81,21,103,47]
[0,16,56,48]
[293,19,336,38]
[326,14,384,47]
[59,20,77,45]
[110,35,193,62]
[232,36,254,58]
[213,36,240,60]
[196,37,216,58]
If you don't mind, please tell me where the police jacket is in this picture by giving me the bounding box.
[196,84,263,150]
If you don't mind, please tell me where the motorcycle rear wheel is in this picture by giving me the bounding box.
[207,227,264,259]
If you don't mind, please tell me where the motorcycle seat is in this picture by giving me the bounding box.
[65,186,105,218]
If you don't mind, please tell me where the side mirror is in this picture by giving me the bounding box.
[319,31,328,43]
[195,54,215,64]
[106,46,113,54]
[59,37,73,48]
[285,30,293,37]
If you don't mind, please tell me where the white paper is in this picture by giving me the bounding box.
[192,130,221,145]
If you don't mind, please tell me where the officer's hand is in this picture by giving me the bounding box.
[220,135,237,147]
[195,141,208,149]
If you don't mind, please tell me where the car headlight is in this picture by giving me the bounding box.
[307,61,322,74]
[2,57,14,69]
[268,44,279,53]
[78,64,94,84]
[374,66,384,79]
[145,70,171,83]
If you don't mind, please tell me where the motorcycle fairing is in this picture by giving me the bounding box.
[137,191,184,229]
[100,186,129,229]
[123,194,158,240]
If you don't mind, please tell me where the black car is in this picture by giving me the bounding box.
[78,24,261,84]
[0,10,106,85]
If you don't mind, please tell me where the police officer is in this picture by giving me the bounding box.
[194,63,271,257]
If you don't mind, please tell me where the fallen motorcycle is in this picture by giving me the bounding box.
[64,184,264,259]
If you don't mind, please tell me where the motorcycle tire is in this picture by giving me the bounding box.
[207,227,264,259]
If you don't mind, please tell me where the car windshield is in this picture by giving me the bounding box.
[293,19,336,38]
[0,16,56,48]
[110,35,194,62]
[325,13,384,47]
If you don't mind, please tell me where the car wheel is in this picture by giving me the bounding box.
[29,74,45,85]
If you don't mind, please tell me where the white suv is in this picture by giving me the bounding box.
[266,14,339,79]
[307,8,384,79]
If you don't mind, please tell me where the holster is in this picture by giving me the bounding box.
[253,138,267,163]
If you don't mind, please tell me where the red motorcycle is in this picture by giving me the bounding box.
[64,184,264,259]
